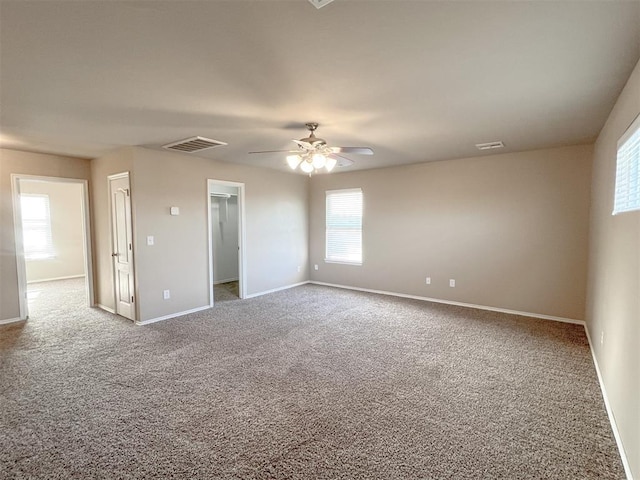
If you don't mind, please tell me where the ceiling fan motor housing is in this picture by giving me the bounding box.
[302,123,326,146]
[300,135,326,146]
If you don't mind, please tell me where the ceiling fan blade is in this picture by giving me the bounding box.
[293,139,314,150]
[331,146,374,155]
[329,153,355,167]
[248,149,300,154]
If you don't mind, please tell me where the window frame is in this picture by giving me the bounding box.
[20,193,55,261]
[325,188,363,266]
[613,112,640,215]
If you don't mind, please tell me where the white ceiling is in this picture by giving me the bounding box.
[1,0,639,172]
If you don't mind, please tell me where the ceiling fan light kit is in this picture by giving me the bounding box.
[250,122,373,175]
[286,154,302,170]
[286,151,336,173]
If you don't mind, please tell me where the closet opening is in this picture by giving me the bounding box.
[207,180,246,305]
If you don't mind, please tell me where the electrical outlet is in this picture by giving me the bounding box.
[297,266,301,273]
[314,264,319,271]
[147,235,154,246]
[449,279,455,287]
[163,290,170,300]
[425,277,431,285]
[600,331,604,346]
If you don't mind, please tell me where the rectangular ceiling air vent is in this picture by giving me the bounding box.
[475,141,505,151]
[162,136,227,153]
[309,0,336,9]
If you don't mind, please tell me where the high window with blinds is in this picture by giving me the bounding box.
[20,194,55,260]
[613,113,640,215]
[325,188,363,265]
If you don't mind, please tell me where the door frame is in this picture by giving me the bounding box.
[207,179,246,306]
[11,174,95,320]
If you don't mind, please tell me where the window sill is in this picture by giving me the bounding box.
[324,259,362,266]
[25,255,56,261]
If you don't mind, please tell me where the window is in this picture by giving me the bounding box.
[326,188,363,264]
[613,113,640,215]
[20,194,55,260]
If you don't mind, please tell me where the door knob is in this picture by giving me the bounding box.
[112,253,119,257]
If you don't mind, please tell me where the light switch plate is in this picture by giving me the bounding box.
[147,236,154,246]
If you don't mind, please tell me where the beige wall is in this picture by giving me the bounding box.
[90,147,309,322]
[587,58,640,478]
[89,148,134,311]
[0,149,91,321]
[309,144,593,320]
[19,180,85,282]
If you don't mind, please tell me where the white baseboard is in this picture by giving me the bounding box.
[27,274,85,284]
[584,327,633,480]
[309,281,585,325]
[214,277,239,285]
[136,305,211,326]
[97,304,116,314]
[0,317,25,325]
[245,281,310,299]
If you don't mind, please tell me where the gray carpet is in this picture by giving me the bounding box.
[0,279,625,479]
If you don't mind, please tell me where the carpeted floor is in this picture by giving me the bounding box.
[0,279,625,479]
[214,281,240,303]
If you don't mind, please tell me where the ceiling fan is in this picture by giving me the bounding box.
[249,123,374,174]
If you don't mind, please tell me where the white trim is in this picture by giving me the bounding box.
[325,187,362,195]
[11,175,28,320]
[207,184,214,307]
[106,171,130,181]
[238,187,247,300]
[27,274,85,284]
[0,317,25,325]
[213,277,239,285]
[324,259,363,266]
[136,305,210,326]
[617,111,640,148]
[80,177,96,308]
[244,281,311,299]
[309,281,585,325]
[207,179,247,307]
[584,327,634,480]
[97,304,116,314]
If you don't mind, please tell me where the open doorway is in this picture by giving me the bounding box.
[207,179,246,305]
[11,175,94,320]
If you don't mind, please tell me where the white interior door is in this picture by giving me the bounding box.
[109,173,135,321]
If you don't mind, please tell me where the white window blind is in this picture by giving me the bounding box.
[20,194,55,260]
[326,188,362,264]
[613,113,640,215]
